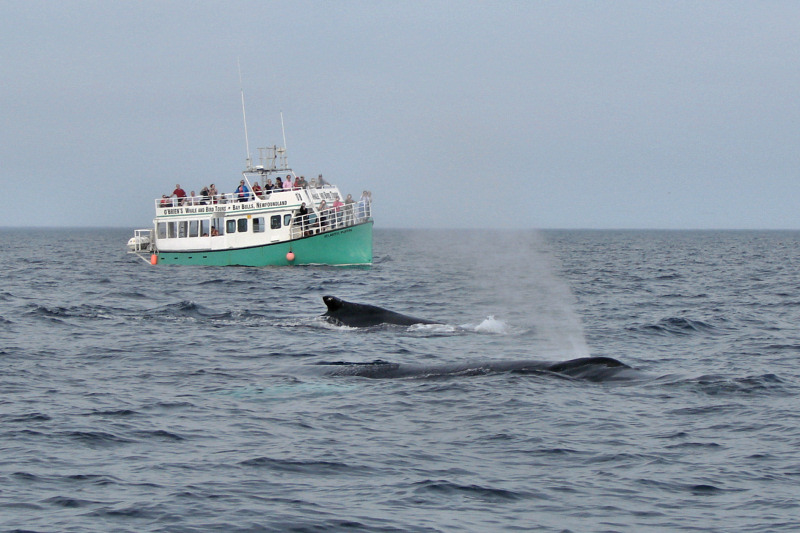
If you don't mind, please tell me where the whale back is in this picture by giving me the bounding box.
[317,356,634,381]
[322,295,438,327]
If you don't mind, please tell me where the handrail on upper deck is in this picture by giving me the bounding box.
[288,201,372,239]
[154,184,342,210]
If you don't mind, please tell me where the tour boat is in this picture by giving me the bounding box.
[127,144,373,266]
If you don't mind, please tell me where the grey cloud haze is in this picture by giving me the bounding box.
[2,1,798,229]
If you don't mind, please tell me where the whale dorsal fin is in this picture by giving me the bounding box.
[323,295,344,311]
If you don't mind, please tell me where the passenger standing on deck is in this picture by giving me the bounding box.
[208,183,218,203]
[275,177,283,191]
[317,174,328,187]
[284,175,294,190]
[364,190,373,217]
[344,194,355,225]
[357,191,368,221]
[252,182,263,199]
[235,180,250,202]
[297,202,309,235]
[332,196,344,228]
[173,184,187,205]
[264,179,274,193]
[318,200,328,229]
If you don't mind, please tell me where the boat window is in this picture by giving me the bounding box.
[226,219,237,234]
[178,221,188,238]
[200,219,210,237]
[237,218,248,232]
[189,220,199,238]
[253,217,265,233]
[168,222,177,239]
[271,215,281,229]
[212,217,225,235]
[157,222,167,239]
[283,214,292,227]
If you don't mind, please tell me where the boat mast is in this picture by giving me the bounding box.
[280,111,289,169]
[238,58,252,170]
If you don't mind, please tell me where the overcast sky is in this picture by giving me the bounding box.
[2,1,799,229]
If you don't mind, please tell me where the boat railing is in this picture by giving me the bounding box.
[289,203,371,239]
[154,185,344,209]
[128,229,153,253]
[155,194,240,208]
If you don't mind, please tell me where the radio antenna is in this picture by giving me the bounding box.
[280,110,287,151]
[238,58,252,169]
[280,110,289,169]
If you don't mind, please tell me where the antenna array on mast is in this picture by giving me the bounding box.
[238,59,252,170]
[237,61,289,173]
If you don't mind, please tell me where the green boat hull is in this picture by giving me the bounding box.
[154,221,373,266]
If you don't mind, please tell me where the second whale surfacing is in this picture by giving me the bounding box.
[321,295,440,327]
[316,356,634,382]
[317,296,635,382]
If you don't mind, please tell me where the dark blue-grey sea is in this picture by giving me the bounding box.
[1,228,799,532]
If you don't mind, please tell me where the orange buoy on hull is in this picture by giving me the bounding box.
[286,251,295,262]
[150,254,158,265]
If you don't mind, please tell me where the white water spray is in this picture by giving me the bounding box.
[518,231,591,358]
[460,230,591,359]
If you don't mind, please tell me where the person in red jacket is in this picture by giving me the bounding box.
[172,184,187,205]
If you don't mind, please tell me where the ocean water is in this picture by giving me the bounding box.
[1,227,799,532]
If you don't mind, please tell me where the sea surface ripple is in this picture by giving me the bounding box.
[1,228,799,532]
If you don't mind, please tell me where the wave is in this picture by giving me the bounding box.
[1,412,52,423]
[65,474,122,485]
[144,301,270,324]
[60,430,135,447]
[309,315,515,336]
[43,495,104,508]
[84,408,140,417]
[106,290,150,300]
[412,479,524,501]
[239,456,352,473]
[22,298,280,327]
[132,429,186,442]
[219,382,358,401]
[632,316,717,336]
[662,373,790,397]
[25,303,124,322]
